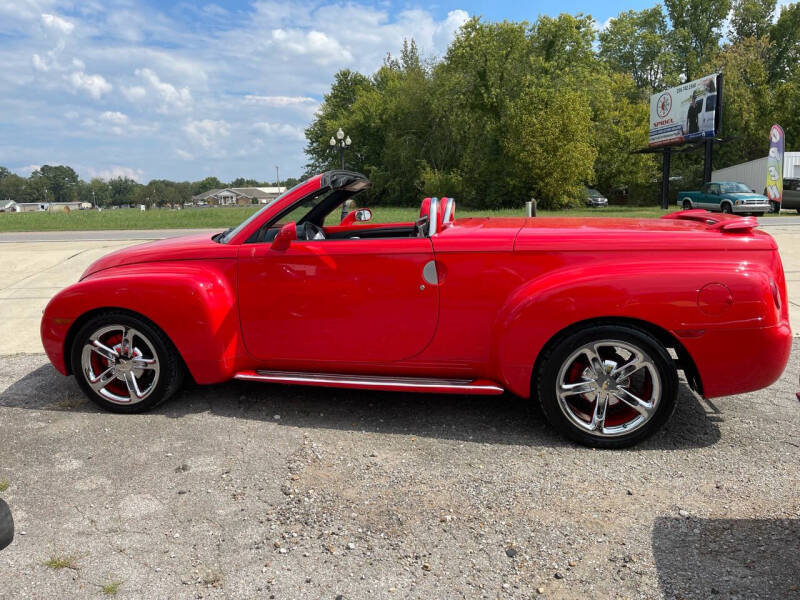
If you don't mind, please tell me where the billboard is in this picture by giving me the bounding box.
[649,74,720,147]
[765,124,784,205]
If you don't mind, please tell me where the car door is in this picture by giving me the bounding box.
[237,236,439,364]
[698,183,712,209]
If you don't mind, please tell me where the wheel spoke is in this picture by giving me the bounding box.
[559,379,597,397]
[590,392,608,432]
[613,386,654,418]
[121,327,136,357]
[122,372,143,399]
[131,357,157,370]
[90,340,118,362]
[611,355,646,380]
[582,346,605,376]
[88,366,116,392]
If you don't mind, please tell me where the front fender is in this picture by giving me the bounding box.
[41,260,239,384]
[492,259,778,397]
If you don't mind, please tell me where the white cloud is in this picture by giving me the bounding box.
[100,111,129,125]
[134,68,192,113]
[88,166,145,182]
[122,85,147,102]
[243,95,317,107]
[252,121,306,141]
[183,119,230,148]
[0,0,469,182]
[67,71,112,99]
[32,53,50,72]
[41,13,74,35]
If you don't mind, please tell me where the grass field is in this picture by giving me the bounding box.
[0,203,786,232]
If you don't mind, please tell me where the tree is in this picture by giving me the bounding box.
[29,164,80,203]
[769,2,800,82]
[0,174,25,201]
[665,0,731,79]
[599,7,677,92]
[192,177,224,195]
[304,69,372,174]
[729,0,776,42]
[230,177,259,187]
[108,177,140,206]
[0,166,10,181]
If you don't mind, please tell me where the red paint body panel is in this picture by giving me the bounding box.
[41,183,792,404]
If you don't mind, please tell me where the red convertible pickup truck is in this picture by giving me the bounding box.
[41,171,791,448]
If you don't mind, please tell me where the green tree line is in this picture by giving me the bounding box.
[305,1,800,208]
[0,166,299,208]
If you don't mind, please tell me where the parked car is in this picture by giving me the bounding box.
[41,171,791,448]
[584,187,608,207]
[679,181,771,215]
[775,177,800,214]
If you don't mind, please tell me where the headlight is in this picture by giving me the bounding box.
[735,200,743,205]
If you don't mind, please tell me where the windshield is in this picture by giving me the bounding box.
[586,188,603,197]
[720,182,752,194]
[219,180,306,244]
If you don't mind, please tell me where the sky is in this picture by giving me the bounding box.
[0,0,789,184]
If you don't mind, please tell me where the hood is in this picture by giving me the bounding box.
[81,232,237,279]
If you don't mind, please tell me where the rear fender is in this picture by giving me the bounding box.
[492,259,776,397]
[42,261,239,384]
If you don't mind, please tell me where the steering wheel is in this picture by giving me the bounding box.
[303,222,326,241]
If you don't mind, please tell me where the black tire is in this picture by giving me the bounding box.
[0,499,13,551]
[70,311,184,414]
[682,199,692,210]
[721,203,732,214]
[770,202,780,214]
[536,324,678,449]
[796,208,800,215]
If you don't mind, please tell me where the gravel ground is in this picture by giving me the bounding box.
[0,347,798,600]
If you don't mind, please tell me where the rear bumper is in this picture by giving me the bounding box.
[683,323,792,398]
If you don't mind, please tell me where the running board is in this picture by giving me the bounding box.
[233,370,505,395]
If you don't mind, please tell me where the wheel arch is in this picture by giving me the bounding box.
[529,316,703,398]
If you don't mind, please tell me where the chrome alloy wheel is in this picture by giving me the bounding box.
[555,340,661,438]
[80,325,160,404]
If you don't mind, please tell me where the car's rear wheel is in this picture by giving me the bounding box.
[682,199,692,210]
[536,325,678,448]
[0,499,13,551]
[70,312,183,413]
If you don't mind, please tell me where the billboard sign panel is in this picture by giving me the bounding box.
[765,124,784,205]
[649,74,720,147]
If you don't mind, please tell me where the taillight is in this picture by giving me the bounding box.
[770,279,781,310]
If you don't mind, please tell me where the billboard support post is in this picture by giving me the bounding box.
[703,139,713,183]
[661,147,671,210]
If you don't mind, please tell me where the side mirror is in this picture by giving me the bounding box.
[340,208,372,226]
[271,222,297,251]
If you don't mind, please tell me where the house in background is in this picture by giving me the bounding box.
[190,187,286,206]
[0,200,18,213]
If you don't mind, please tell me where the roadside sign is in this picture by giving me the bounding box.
[649,74,720,147]
[765,124,784,206]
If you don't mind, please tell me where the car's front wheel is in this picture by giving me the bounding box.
[70,312,184,413]
[682,199,692,210]
[721,203,732,214]
[536,325,678,448]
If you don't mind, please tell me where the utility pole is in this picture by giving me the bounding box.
[275,166,280,188]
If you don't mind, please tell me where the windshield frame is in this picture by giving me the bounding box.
[219,179,308,244]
